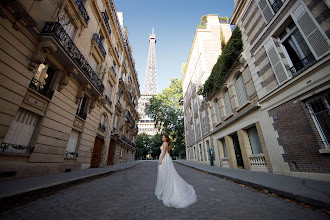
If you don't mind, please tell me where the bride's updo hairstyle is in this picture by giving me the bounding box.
[163,134,172,152]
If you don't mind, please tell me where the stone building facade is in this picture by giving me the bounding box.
[0,0,140,181]
[184,0,330,181]
[183,15,232,165]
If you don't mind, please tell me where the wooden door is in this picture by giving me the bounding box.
[107,141,115,166]
[91,137,104,168]
[232,133,244,169]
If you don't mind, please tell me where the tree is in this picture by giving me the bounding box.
[135,133,150,159]
[220,26,226,50]
[146,78,186,158]
[149,133,163,158]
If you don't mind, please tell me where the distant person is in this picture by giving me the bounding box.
[154,134,197,208]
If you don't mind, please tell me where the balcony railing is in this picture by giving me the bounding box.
[112,66,117,76]
[121,135,136,147]
[29,77,54,99]
[99,123,106,132]
[65,151,78,158]
[289,53,316,77]
[41,22,104,94]
[76,111,87,120]
[101,12,111,36]
[124,109,135,127]
[92,33,106,58]
[115,47,119,58]
[105,95,112,106]
[271,0,284,14]
[74,0,90,24]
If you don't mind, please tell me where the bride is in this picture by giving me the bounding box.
[154,134,197,208]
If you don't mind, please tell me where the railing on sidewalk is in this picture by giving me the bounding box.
[248,154,266,167]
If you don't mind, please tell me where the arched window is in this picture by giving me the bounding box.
[223,89,233,116]
[234,74,248,107]
[214,99,222,123]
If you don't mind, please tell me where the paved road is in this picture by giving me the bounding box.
[0,161,328,220]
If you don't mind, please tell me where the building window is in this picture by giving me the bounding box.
[221,138,228,157]
[196,119,200,139]
[89,55,98,72]
[191,125,195,143]
[279,22,316,77]
[193,146,196,159]
[214,99,222,123]
[234,75,248,107]
[59,10,76,38]
[99,114,106,132]
[199,144,203,161]
[202,111,208,134]
[29,62,56,99]
[256,0,285,24]
[1,108,39,154]
[306,93,330,149]
[76,96,88,120]
[247,126,263,154]
[65,129,80,158]
[223,89,233,117]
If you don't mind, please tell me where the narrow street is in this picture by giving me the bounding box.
[0,161,328,220]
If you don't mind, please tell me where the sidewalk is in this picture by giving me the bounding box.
[0,160,144,206]
[175,160,330,210]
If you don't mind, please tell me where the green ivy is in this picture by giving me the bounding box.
[199,26,243,98]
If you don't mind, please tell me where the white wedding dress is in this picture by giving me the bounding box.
[154,144,197,208]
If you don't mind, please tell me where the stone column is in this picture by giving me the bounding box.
[237,129,252,170]
[224,135,237,168]
[256,122,273,172]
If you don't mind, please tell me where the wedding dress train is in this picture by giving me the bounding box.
[154,145,197,208]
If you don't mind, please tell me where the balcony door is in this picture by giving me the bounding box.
[232,133,244,169]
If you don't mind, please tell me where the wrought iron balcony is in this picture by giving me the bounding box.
[29,77,54,99]
[92,33,106,58]
[41,22,104,94]
[99,123,106,132]
[124,109,135,127]
[76,111,87,120]
[105,95,112,106]
[271,0,284,14]
[74,0,90,24]
[289,53,316,77]
[115,47,119,58]
[101,12,111,36]
[121,135,136,147]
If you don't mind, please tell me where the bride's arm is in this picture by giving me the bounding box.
[159,142,168,165]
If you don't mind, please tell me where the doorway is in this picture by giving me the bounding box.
[91,136,104,168]
[107,141,115,165]
[232,133,244,169]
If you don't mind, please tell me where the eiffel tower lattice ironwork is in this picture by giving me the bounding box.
[142,28,157,95]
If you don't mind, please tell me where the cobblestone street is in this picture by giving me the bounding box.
[0,161,328,220]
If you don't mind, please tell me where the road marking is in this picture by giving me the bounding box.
[53,182,63,185]
[209,188,215,191]
[28,187,41,191]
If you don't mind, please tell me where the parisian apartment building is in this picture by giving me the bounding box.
[183,0,330,181]
[182,14,232,166]
[0,0,140,181]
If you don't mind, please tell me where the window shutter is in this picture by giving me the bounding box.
[256,0,274,24]
[66,130,79,156]
[265,38,288,84]
[292,4,330,59]
[3,108,39,153]
[235,75,248,106]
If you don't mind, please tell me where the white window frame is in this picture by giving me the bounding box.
[306,96,330,149]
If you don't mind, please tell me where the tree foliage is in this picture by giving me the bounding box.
[199,26,243,98]
[135,133,150,159]
[146,78,185,157]
[149,133,163,158]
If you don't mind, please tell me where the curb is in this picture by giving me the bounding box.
[175,161,330,210]
[0,161,144,211]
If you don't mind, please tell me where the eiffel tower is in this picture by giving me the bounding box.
[137,29,158,137]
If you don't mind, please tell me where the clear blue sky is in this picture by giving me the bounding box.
[114,0,234,93]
